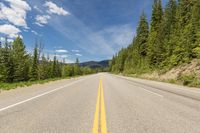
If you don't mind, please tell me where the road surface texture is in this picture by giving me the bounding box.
[0,73,200,133]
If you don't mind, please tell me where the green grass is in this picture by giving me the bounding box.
[0,74,93,91]
[0,77,67,91]
[166,79,177,84]
[178,73,200,88]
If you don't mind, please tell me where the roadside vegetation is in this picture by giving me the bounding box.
[109,0,200,87]
[0,37,98,90]
[0,77,65,91]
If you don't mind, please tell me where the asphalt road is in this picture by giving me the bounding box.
[0,73,200,133]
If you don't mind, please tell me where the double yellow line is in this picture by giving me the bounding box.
[92,79,107,133]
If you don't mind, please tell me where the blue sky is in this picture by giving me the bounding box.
[0,0,167,63]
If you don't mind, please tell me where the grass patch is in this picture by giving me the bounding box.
[178,74,196,86]
[0,77,67,91]
[178,73,200,87]
[0,74,91,91]
[166,79,177,84]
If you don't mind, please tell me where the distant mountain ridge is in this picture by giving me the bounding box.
[80,60,110,69]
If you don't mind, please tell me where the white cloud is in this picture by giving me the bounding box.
[7,38,14,42]
[0,37,13,43]
[98,24,135,50]
[0,37,5,42]
[59,55,68,58]
[72,49,80,53]
[44,1,69,16]
[0,10,4,19]
[9,34,19,38]
[63,59,74,63]
[31,30,38,35]
[0,0,31,28]
[55,49,68,53]
[35,15,51,26]
[33,5,43,13]
[48,54,73,63]
[0,24,21,38]
[75,53,82,57]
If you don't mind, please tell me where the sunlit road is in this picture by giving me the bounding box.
[0,73,200,133]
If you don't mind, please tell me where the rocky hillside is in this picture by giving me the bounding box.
[139,59,200,87]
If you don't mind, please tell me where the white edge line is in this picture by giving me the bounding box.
[139,87,164,98]
[111,74,163,98]
[114,74,200,94]
[0,77,88,112]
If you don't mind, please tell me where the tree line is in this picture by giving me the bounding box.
[110,0,200,74]
[0,37,95,83]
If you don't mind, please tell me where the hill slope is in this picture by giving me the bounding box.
[80,60,109,69]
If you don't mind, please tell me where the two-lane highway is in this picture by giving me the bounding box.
[0,73,200,133]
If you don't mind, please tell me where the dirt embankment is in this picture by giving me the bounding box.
[139,59,200,87]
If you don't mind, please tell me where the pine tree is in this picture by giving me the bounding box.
[0,39,2,48]
[172,0,194,65]
[73,58,81,75]
[38,55,48,80]
[109,56,115,72]
[12,36,29,81]
[191,0,200,58]
[136,12,149,57]
[55,60,62,77]
[192,32,200,58]
[150,0,163,32]
[115,48,128,73]
[62,65,73,77]
[147,0,163,67]
[46,54,53,78]
[159,0,177,67]
[52,56,57,78]
[0,38,14,82]
[30,45,38,81]
[110,0,199,75]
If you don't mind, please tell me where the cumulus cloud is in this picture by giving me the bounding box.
[31,30,38,35]
[72,50,80,53]
[7,38,14,42]
[48,54,73,63]
[44,1,69,16]
[75,53,82,57]
[59,55,68,58]
[64,59,74,63]
[33,5,43,13]
[0,11,4,19]
[55,49,68,53]
[0,37,5,41]
[0,37,13,44]
[35,15,51,26]
[0,24,21,38]
[0,0,31,28]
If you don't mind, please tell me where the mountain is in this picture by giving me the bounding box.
[80,60,110,69]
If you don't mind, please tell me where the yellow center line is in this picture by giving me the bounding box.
[92,81,101,133]
[92,79,108,133]
[100,79,107,133]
